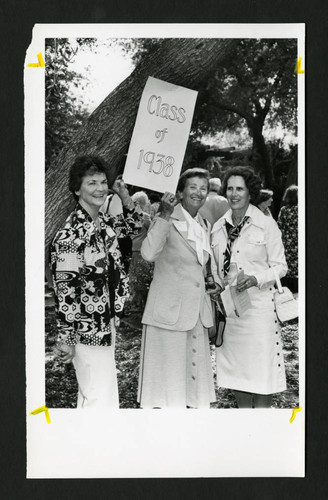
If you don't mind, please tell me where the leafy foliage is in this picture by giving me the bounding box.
[45,37,297,187]
[45,38,93,170]
[194,39,297,133]
[120,38,297,186]
[193,39,297,185]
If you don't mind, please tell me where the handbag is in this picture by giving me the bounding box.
[205,254,226,347]
[208,300,226,347]
[273,268,298,323]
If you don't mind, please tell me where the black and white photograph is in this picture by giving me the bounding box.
[25,23,305,478]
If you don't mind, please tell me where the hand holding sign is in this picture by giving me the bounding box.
[159,192,178,220]
[123,77,198,194]
[112,178,134,208]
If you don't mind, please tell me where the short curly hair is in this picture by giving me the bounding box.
[282,184,298,206]
[220,166,262,204]
[69,155,111,201]
[177,168,210,193]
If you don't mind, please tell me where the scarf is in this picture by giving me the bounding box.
[223,216,249,276]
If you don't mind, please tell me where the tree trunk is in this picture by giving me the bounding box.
[249,117,273,188]
[45,38,238,249]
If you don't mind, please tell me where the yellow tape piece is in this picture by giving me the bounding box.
[28,52,45,68]
[44,409,51,424]
[30,405,51,423]
[294,57,305,74]
[289,407,302,423]
[37,52,45,67]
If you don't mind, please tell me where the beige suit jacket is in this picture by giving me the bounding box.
[141,204,216,331]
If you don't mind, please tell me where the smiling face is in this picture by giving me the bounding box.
[226,175,251,214]
[75,172,109,216]
[179,176,209,216]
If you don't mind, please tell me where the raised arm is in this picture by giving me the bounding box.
[107,179,143,237]
[141,192,176,262]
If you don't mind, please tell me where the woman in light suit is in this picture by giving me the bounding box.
[137,168,221,409]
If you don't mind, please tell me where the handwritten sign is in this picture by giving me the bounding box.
[123,76,198,194]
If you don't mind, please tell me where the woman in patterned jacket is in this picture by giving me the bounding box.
[50,155,143,408]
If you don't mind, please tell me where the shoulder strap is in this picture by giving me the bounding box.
[202,216,210,230]
[273,267,283,294]
[105,194,114,214]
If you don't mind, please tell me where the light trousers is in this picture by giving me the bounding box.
[72,327,119,409]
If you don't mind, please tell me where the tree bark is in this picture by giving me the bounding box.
[45,38,238,249]
[248,115,273,188]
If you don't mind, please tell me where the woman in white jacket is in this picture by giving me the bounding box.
[138,168,221,409]
[211,167,287,408]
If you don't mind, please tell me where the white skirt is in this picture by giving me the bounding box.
[138,317,216,409]
[216,286,286,395]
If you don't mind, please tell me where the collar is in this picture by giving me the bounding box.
[69,202,113,236]
[172,203,209,232]
[212,204,266,232]
[171,203,186,221]
[69,202,94,225]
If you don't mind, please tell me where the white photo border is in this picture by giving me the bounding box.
[25,23,305,478]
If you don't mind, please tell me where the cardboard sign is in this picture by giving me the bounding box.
[123,76,198,194]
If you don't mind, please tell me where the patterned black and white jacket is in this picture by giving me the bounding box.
[50,202,143,347]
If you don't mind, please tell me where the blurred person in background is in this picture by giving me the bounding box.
[101,175,133,274]
[128,191,154,313]
[199,177,229,227]
[256,189,274,216]
[277,184,298,294]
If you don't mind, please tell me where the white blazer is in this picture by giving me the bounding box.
[141,204,217,331]
[211,204,287,288]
